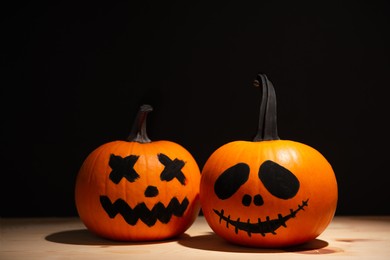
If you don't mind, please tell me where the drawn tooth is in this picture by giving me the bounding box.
[278,213,287,227]
[235,218,240,234]
[226,215,230,228]
[247,219,251,237]
[290,209,296,217]
[219,209,224,223]
[265,215,278,234]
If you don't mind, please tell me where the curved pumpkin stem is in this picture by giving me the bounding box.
[253,74,280,141]
[127,104,153,143]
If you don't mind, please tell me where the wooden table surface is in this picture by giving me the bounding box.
[1,216,389,260]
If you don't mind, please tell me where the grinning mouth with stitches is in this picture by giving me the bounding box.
[213,199,309,237]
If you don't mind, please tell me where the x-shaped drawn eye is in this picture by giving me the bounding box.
[108,154,140,184]
[158,153,186,185]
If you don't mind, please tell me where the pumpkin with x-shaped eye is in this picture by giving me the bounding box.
[200,74,338,248]
[75,105,201,241]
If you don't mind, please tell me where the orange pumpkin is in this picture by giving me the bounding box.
[75,104,201,241]
[199,74,338,248]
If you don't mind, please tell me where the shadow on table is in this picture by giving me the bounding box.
[45,228,187,246]
[178,232,340,254]
[46,229,340,254]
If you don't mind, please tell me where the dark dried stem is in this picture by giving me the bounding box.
[253,74,280,141]
[127,104,153,143]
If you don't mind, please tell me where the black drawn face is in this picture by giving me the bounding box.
[213,160,309,237]
[99,153,189,227]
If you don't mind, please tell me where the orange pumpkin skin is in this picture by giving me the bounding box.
[75,106,201,241]
[200,140,337,248]
[199,74,338,248]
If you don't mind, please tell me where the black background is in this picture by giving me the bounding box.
[1,1,389,217]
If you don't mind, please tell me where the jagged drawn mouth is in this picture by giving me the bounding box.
[100,196,189,227]
[213,199,309,237]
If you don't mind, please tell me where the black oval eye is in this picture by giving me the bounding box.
[214,163,250,200]
[258,160,300,199]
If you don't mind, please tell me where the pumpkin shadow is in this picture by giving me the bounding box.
[45,229,187,246]
[177,232,333,254]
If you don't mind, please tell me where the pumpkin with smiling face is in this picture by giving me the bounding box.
[200,74,338,248]
[75,104,201,241]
